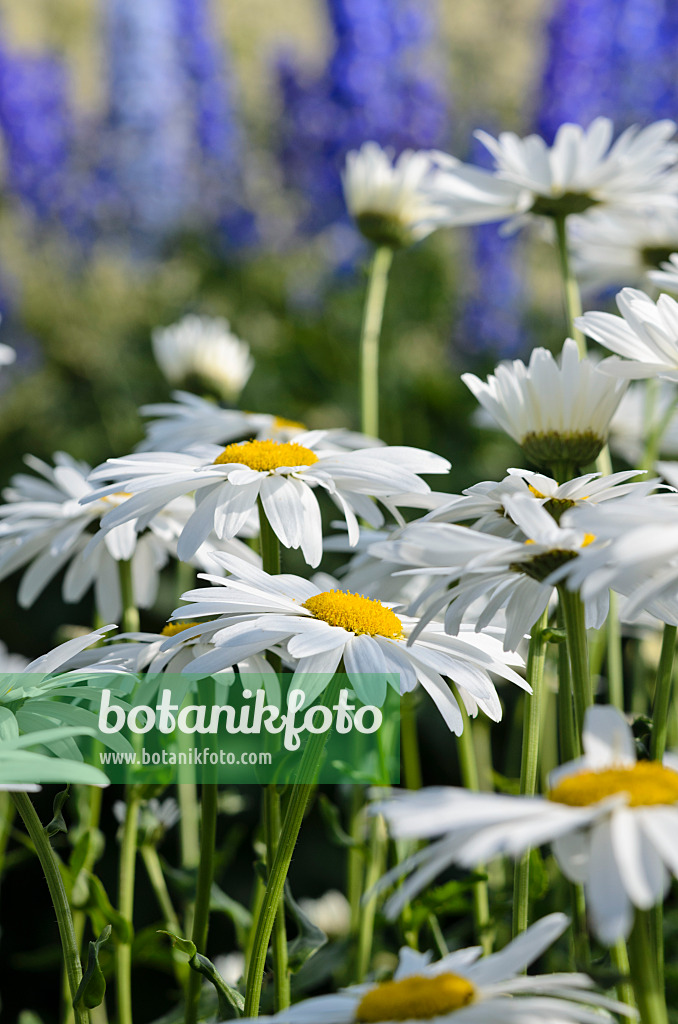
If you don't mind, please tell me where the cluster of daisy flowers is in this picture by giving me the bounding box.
[10,113,678,1024]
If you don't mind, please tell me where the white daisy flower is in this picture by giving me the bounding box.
[648,252,678,293]
[570,208,678,292]
[297,890,351,939]
[236,913,632,1023]
[0,453,254,621]
[462,339,627,470]
[373,493,608,651]
[608,380,678,466]
[433,118,678,229]
[553,491,678,626]
[137,391,382,455]
[160,554,527,734]
[85,437,450,569]
[374,705,678,946]
[577,287,678,382]
[151,314,254,403]
[422,468,655,533]
[342,142,459,248]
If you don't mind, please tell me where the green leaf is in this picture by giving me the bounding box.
[0,749,108,787]
[86,874,133,943]
[45,787,70,838]
[73,925,111,1010]
[158,931,244,1018]
[283,883,327,972]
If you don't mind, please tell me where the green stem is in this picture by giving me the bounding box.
[117,789,141,1024]
[118,559,140,634]
[0,792,15,883]
[244,686,336,1017]
[12,793,88,1024]
[359,245,394,438]
[185,748,218,1024]
[556,603,580,761]
[649,622,676,996]
[400,693,422,790]
[455,703,492,954]
[347,786,365,940]
[605,593,624,710]
[256,498,288,1006]
[558,587,592,740]
[627,909,669,1024]
[177,781,200,938]
[611,937,637,1013]
[512,609,549,938]
[650,624,677,762]
[264,786,290,1010]
[141,845,182,934]
[355,815,388,981]
[554,215,586,356]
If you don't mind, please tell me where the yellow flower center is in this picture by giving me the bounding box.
[161,621,199,637]
[213,439,318,471]
[356,974,475,1022]
[549,761,678,807]
[100,491,133,505]
[302,590,404,638]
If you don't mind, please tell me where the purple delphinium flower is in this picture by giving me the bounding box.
[277,0,449,235]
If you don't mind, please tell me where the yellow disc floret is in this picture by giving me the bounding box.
[161,621,200,637]
[356,974,475,1022]
[303,590,404,638]
[549,761,678,808]
[214,439,318,471]
[273,415,306,431]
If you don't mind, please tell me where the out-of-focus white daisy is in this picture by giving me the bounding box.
[151,315,253,403]
[373,493,608,651]
[161,554,526,734]
[462,339,627,469]
[85,438,450,569]
[608,380,678,465]
[570,208,678,292]
[298,890,351,939]
[434,118,678,230]
[235,913,632,1023]
[137,391,383,455]
[577,287,678,382]
[374,705,678,946]
[554,490,678,626]
[213,952,245,988]
[0,453,254,621]
[342,142,458,248]
[0,343,15,367]
[648,252,678,293]
[0,641,29,673]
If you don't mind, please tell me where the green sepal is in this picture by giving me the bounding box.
[72,924,111,1010]
[44,787,70,838]
[158,931,244,1018]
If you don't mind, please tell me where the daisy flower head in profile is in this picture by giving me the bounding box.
[374,705,678,946]
[432,117,678,231]
[648,252,678,293]
[577,286,678,382]
[137,391,382,455]
[85,436,450,568]
[160,554,526,734]
[462,338,627,471]
[234,913,633,1024]
[342,142,460,249]
[151,314,254,403]
[570,207,678,292]
[373,492,609,652]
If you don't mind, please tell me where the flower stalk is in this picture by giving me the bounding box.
[455,699,492,955]
[627,909,669,1024]
[554,214,585,356]
[117,787,141,1024]
[512,609,549,938]
[12,793,88,1024]
[557,587,592,740]
[360,245,393,438]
